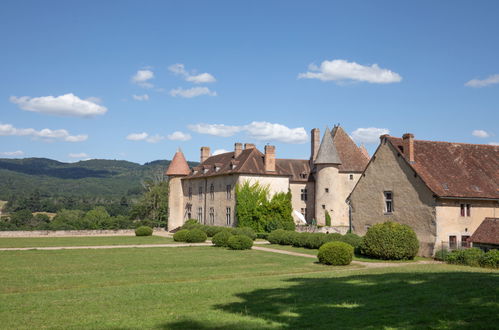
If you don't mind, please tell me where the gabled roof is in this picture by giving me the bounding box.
[332,126,370,172]
[276,159,311,182]
[166,150,190,176]
[184,147,291,179]
[387,137,499,199]
[470,218,499,245]
[315,127,342,165]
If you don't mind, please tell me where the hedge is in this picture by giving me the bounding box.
[360,222,419,260]
[173,229,190,242]
[212,230,233,247]
[317,241,354,265]
[135,226,153,236]
[227,235,253,250]
[479,249,499,268]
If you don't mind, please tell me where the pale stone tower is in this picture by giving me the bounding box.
[166,150,190,231]
[314,127,343,226]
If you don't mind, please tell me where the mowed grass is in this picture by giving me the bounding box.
[1,247,498,329]
[0,235,174,248]
[265,244,432,263]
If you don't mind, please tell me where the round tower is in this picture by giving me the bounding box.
[166,149,190,231]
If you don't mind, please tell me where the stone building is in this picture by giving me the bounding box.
[166,125,369,231]
[348,133,499,256]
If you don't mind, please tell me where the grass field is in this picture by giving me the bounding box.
[265,244,432,263]
[1,246,497,329]
[0,235,174,248]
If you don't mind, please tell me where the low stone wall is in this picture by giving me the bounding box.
[0,229,166,238]
[296,225,349,235]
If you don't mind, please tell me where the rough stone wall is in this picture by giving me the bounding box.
[290,182,315,223]
[349,141,437,256]
[167,176,184,231]
[435,199,498,249]
[0,229,165,238]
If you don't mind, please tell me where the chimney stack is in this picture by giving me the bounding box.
[244,143,256,149]
[200,146,210,163]
[402,133,415,163]
[311,128,320,162]
[234,143,242,158]
[264,145,276,172]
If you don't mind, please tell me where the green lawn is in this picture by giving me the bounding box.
[265,243,432,263]
[0,235,174,248]
[1,246,497,329]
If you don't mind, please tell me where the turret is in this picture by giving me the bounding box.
[166,150,190,231]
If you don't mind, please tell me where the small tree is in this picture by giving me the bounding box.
[325,210,331,226]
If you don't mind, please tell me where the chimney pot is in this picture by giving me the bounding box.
[311,128,320,162]
[402,133,415,163]
[234,143,242,158]
[200,146,210,163]
[264,145,276,172]
[244,143,256,149]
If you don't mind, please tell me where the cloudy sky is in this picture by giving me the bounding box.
[1,1,498,163]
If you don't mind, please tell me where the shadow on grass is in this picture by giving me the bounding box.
[162,270,499,329]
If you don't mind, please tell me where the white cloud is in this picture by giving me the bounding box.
[188,121,308,144]
[132,94,149,101]
[168,63,216,84]
[0,123,88,142]
[167,131,192,141]
[145,134,165,143]
[472,130,490,138]
[132,69,154,88]
[488,142,499,146]
[213,149,229,155]
[126,132,148,141]
[188,123,242,137]
[69,152,89,158]
[170,87,217,98]
[10,93,107,117]
[298,59,402,84]
[0,150,24,157]
[465,74,499,88]
[351,127,390,144]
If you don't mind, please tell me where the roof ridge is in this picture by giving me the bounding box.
[388,136,498,148]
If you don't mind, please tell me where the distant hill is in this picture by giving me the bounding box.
[0,158,198,201]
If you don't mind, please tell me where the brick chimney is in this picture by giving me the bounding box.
[200,146,210,163]
[402,133,415,163]
[244,143,256,149]
[264,145,276,172]
[311,128,320,161]
[234,143,242,158]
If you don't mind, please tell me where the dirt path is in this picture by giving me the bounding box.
[252,246,441,269]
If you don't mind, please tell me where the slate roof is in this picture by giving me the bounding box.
[166,150,191,176]
[314,127,342,165]
[184,147,291,179]
[470,218,499,245]
[387,137,499,199]
[276,159,311,182]
[332,126,370,172]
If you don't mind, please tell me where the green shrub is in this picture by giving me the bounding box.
[339,233,363,251]
[135,226,153,236]
[360,222,419,260]
[186,229,207,243]
[268,229,288,244]
[257,232,269,240]
[173,229,190,242]
[317,241,354,265]
[434,248,450,261]
[479,249,499,268]
[325,210,331,226]
[227,235,253,250]
[292,232,311,248]
[204,226,225,237]
[212,230,233,247]
[234,227,257,240]
[445,249,465,264]
[182,219,201,230]
[462,248,484,267]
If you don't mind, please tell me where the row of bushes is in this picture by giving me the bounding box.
[436,248,499,268]
[268,229,363,251]
[213,231,253,250]
[173,229,208,243]
[181,219,257,240]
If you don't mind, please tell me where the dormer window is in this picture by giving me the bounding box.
[300,172,307,179]
[203,168,209,174]
[231,164,237,170]
[215,166,220,172]
[193,170,198,175]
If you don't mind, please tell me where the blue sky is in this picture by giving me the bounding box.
[1,0,498,164]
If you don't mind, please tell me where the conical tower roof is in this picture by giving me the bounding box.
[314,127,342,165]
[166,150,190,176]
[359,144,370,160]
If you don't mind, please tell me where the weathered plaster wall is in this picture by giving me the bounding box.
[289,182,315,223]
[435,199,498,249]
[349,141,437,256]
[0,229,165,238]
[237,175,290,197]
[167,176,184,231]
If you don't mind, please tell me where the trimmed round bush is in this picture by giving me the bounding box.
[186,229,207,243]
[204,226,225,237]
[182,219,201,230]
[212,230,233,247]
[135,226,153,236]
[227,235,253,250]
[173,229,190,242]
[479,249,499,268]
[234,227,257,240]
[318,241,354,265]
[360,222,419,260]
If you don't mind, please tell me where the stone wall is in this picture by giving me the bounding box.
[0,229,165,238]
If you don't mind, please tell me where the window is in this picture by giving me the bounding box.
[301,208,307,219]
[325,188,329,193]
[209,207,215,224]
[198,186,203,200]
[226,185,232,200]
[322,204,325,209]
[210,184,214,200]
[188,187,192,200]
[197,207,203,222]
[300,188,307,201]
[461,235,470,248]
[226,207,231,225]
[460,204,471,217]
[449,235,457,249]
[186,205,192,219]
[384,191,393,213]
[349,174,354,180]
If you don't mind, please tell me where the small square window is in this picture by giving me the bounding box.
[322,204,325,209]
[325,188,329,193]
[349,174,354,180]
